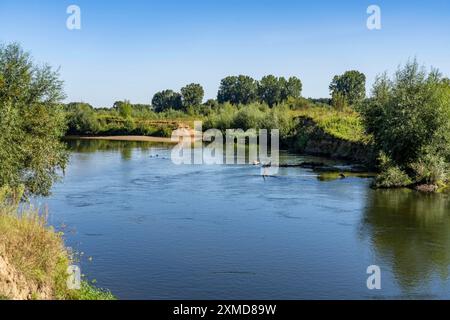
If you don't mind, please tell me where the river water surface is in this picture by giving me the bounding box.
[42,140,450,299]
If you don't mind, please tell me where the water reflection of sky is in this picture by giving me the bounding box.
[39,140,450,299]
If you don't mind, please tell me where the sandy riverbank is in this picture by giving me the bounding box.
[65,135,176,143]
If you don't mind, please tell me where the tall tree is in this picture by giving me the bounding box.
[181,83,204,109]
[152,89,182,112]
[217,75,257,105]
[282,76,303,100]
[258,75,282,107]
[258,75,303,107]
[362,61,450,168]
[329,70,366,107]
[0,43,68,197]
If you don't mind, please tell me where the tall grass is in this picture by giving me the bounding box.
[291,106,369,143]
[0,187,114,300]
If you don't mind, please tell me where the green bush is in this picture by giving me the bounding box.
[373,152,412,188]
[66,103,100,135]
[410,152,448,185]
[362,60,450,167]
[233,103,268,130]
[374,166,413,188]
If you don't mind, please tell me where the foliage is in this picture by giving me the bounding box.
[66,103,99,135]
[257,75,282,107]
[152,89,182,112]
[204,99,219,109]
[0,201,115,300]
[292,106,368,143]
[204,102,295,140]
[409,151,448,185]
[361,60,450,170]
[0,43,68,197]
[283,76,303,100]
[329,70,366,107]
[181,83,204,109]
[217,75,258,105]
[117,100,133,118]
[331,91,348,111]
[218,75,302,107]
[373,152,412,188]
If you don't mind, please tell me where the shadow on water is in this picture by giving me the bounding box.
[360,189,450,292]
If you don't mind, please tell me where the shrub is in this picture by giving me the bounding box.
[66,103,100,135]
[361,60,450,167]
[233,103,267,130]
[374,166,413,188]
[410,152,448,185]
[373,152,412,188]
[331,91,348,111]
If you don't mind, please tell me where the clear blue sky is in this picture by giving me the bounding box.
[1,0,449,107]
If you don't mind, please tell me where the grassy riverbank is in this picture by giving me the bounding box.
[0,202,115,300]
[64,100,366,146]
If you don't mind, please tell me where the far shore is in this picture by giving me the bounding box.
[65,135,177,143]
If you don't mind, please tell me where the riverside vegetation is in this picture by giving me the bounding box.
[1,42,450,298]
[0,43,113,299]
[65,60,450,191]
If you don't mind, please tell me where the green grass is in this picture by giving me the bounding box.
[68,281,116,300]
[0,201,115,300]
[291,107,370,143]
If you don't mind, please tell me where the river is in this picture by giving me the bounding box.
[41,139,450,299]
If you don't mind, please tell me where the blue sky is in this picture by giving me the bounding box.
[1,0,449,107]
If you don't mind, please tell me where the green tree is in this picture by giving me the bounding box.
[362,60,450,185]
[66,102,99,135]
[204,99,218,109]
[152,90,182,112]
[217,75,257,105]
[329,70,366,107]
[181,83,204,110]
[257,75,303,107]
[0,43,68,197]
[257,75,283,107]
[281,76,303,100]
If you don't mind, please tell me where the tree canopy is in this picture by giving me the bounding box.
[362,60,450,186]
[151,89,182,112]
[181,83,204,109]
[0,43,68,197]
[257,75,302,107]
[217,75,258,105]
[66,102,99,135]
[330,70,366,107]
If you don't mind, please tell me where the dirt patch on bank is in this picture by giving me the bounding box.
[0,254,52,300]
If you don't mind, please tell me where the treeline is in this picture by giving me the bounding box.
[2,42,450,193]
[62,59,450,190]
[64,70,365,136]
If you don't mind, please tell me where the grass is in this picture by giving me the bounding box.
[291,107,370,143]
[0,203,115,300]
